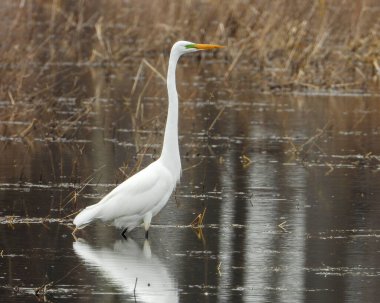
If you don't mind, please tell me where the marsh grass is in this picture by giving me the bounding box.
[1,0,380,100]
[1,0,379,139]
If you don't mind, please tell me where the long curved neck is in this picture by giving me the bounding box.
[160,51,181,181]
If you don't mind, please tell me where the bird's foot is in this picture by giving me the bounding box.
[121,228,128,240]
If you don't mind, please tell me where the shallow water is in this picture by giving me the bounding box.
[1,60,380,303]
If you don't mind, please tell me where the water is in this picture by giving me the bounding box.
[0,61,379,303]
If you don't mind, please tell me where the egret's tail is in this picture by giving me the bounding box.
[73,204,102,229]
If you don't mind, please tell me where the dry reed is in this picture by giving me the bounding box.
[0,0,379,137]
[1,1,379,91]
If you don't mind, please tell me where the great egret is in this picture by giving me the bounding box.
[73,41,223,239]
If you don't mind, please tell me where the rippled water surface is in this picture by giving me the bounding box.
[1,60,380,302]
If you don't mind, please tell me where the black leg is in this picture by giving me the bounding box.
[121,228,128,239]
[145,230,149,239]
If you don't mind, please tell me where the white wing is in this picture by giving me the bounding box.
[74,159,175,228]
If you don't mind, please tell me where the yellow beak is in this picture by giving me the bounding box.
[194,44,224,50]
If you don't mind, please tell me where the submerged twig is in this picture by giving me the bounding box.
[190,207,207,228]
[61,164,106,211]
[190,207,207,243]
[133,277,138,302]
[182,159,204,172]
[287,120,331,158]
[217,262,222,276]
[278,221,287,232]
[35,264,81,296]
[208,106,225,132]
[325,162,334,176]
[240,154,253,168]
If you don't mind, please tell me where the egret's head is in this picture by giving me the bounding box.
[172,41,224,56]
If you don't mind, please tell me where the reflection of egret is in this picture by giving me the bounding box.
[73,41,223,239]
[73,239,178,303]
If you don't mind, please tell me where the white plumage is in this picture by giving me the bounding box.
[73,41,223,238]
[73,161,175,232]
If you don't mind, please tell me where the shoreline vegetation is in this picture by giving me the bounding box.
[0,0,379,137]
[1,0,380,94]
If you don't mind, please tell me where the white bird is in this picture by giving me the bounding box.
[73,41,223,239]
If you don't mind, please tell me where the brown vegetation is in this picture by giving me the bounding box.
[0,0,380,137]
[1,0,379,91]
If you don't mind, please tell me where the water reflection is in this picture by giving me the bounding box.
[73,238,178,303]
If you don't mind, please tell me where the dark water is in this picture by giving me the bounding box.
[1,61,380,302]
